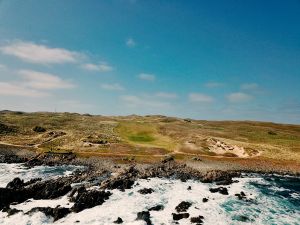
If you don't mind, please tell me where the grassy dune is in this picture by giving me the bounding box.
[0,111,300,164]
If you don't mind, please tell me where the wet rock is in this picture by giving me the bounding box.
[138,188,154,194]
[201,170,239,183]
[187,186,192,190]
[209,187,228,195]
[26,206,70,221]
[175,201,192,212]
[101,166,137,191]
[190,215,204,224]
[136,211,152,225]
[114,217,123,224]
[0,154,26,163]
[2,207,22,216]
[235,191,247,200]
[6,178,24,189]
[202,198,208,203]
[0,177,72,210]
[172,213,190,220]
[149,205,164,211]
[71,187,111,213]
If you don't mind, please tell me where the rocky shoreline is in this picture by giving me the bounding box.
[0,148,299,224]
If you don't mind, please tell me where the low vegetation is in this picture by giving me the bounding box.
[0,111,300,164]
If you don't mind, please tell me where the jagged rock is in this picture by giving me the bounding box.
[149,205,164,211]
[175,201,192,212]
[0,177,72,210]
[6,178,24,189]
[162,155,174,163]
[136,211,152,225]
[2,207,22,216]
[71,187,111,213]
[187,186,192,190]
[190,215,204,224]
[114,217,123,224]
[138,188,154,194]
[172,213,190,220]
[26,206,70,221]
[201,170,239,184]
[209,187,229,195]
[235,191,247,200]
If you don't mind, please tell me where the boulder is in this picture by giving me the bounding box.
[148,205,164,211]
[175,201,192,212]
[209,187,229,195]
[114,217,123,224]
[138,188,154,195]
[26,206,71,221]
[190,215,204,224]
[136,211,152,225]
[172,213,189,220]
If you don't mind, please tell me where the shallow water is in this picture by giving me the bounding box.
[0,164,299,225]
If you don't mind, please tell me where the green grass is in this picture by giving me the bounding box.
[128,132,155,142]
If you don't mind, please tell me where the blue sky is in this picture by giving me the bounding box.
[0,0,299,124]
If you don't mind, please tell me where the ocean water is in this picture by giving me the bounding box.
[0,164,299,225]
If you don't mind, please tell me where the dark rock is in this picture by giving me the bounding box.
[2,207,22,216]
[149,205,164,211]
[187,186,192,190]
[136,211,152,225]
[235,191,247,200]
[0,154,26,163]
[6,178,24,189]
[26,206,70,221]
[0,177,72,210]
[71,187,111,213]
[190,215,204,224]
[0,123,17,135]
[172,213,189,220]
[209,187,228,195]
[114,217,123,224]
[201,170,240,183]
[175,201,192,212]
[138,188,154,194]
[202,198,208,203]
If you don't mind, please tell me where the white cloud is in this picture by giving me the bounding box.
[101,83,124,91]
[18,70,75,90]
[0,64,7,70]
[0,40,82,64]
[227,92,253,103]
[126,38,136,47]
[155,92,177,99]
[241,83,259,90]
[138,73,155,81]
[0,82,49,97]
[121,95,170,108]
[205,82,224,88]
[81,62,113,72]
[189,93,214,103]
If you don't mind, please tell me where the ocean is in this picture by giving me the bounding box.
[0,163,299,225]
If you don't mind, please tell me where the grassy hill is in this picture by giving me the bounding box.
[1,111,300,166]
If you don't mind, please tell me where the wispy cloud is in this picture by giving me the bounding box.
[18,70,75,90]
[101,83,124,91]
[155,92,177,99]
[0,64,7,70]
[126,38,136,47]
[226,92,253,103]
[0,82,49,97]
[204,82,224,88]
[121,95,170,108]
[81,62,113,72]
[138,73,155,81]
[189,93,214,103]
[0,40,82,64]
[241,83,259,90]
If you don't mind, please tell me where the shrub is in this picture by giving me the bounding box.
[33,126,46,133]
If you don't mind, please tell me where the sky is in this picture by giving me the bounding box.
[0,0,299,124]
